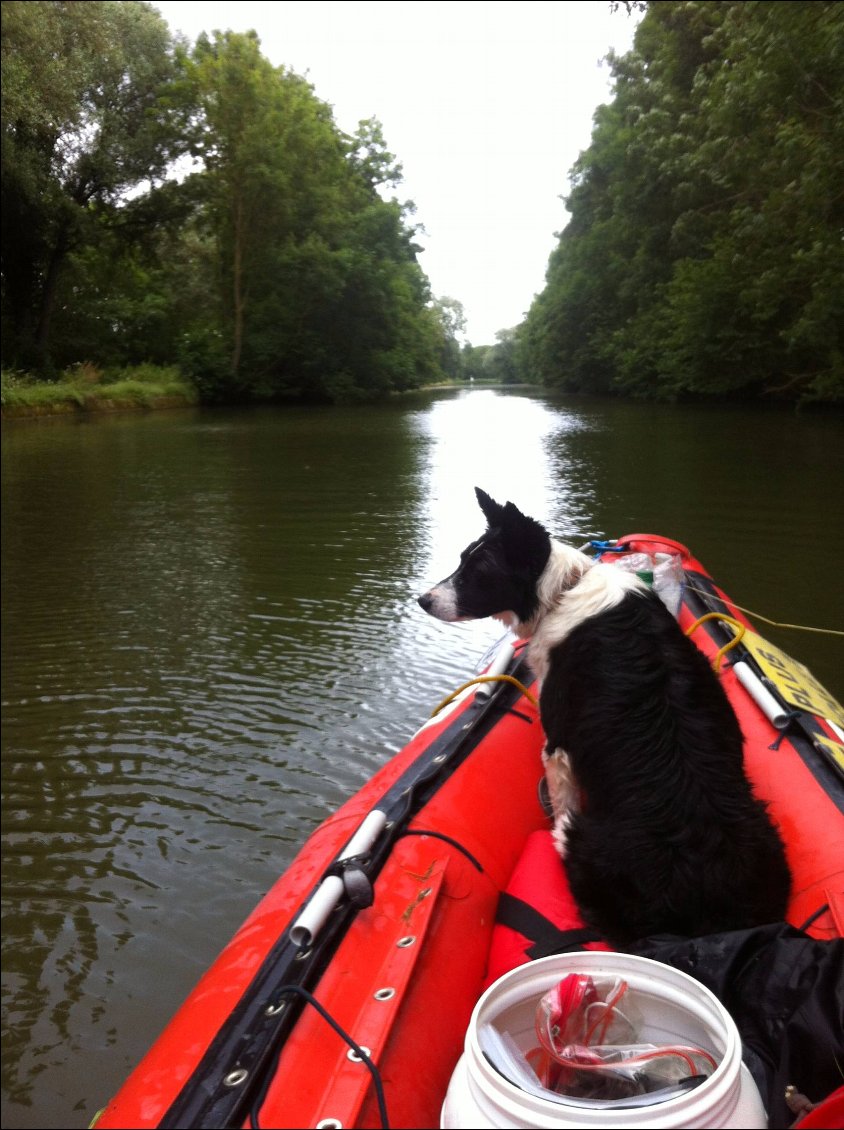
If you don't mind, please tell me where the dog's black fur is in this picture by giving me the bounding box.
[418,488,791,944]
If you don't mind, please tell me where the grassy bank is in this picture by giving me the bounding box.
[1,363,199,419]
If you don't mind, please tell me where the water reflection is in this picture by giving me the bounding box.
[402,388,598,672]
[416,389,592,576]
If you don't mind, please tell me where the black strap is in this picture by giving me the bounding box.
[495,892,604,958]
[322,856,375,909]
[798,902,830,932]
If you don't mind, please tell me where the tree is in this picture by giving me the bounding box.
[430,296,467,380]
[181,31,443,401]
[2,12,447,402]
[348,117,404,194]
[522,1,844,404]
[1,0,186,370]
[486,328,521,384]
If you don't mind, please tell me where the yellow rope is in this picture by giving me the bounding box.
[685,612,747,673]
[685,584,844,638]
[430,674,538,717]
[432,589,840,717]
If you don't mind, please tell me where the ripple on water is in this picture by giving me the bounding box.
[3,391,842,1130]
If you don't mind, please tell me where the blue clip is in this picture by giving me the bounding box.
[588,540,625,559]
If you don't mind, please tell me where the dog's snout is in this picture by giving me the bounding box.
[417,592,434,613]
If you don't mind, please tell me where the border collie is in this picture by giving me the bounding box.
[418,488,791,944]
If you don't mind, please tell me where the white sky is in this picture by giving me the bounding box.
[153,1,642,345]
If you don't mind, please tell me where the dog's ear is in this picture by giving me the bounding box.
[475,487,505,527]
[500,501,551,569]
[475,488,550,569]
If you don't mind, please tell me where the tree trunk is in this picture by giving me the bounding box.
[232,194,245,375]
[35,229,69,366]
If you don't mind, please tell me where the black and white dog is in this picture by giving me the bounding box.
[418,488,791,944]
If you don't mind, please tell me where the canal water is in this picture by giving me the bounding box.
[2,388,842,1128]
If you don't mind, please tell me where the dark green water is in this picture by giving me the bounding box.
[2,389,842,1128]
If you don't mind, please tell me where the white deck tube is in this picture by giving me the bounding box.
[474,640,517,699]
[733,660,791,729]
[288,809,389,948]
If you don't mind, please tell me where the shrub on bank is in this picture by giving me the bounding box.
[1,364,198,413]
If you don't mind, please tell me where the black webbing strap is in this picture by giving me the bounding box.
[495,892,604,958]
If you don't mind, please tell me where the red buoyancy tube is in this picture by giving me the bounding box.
[484,830,612,989]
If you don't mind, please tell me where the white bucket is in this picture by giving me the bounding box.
[441,952,766,1129]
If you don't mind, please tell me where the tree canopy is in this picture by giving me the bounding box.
[2,0,186,369]
[521,1,844,404]
[1,0,452,401]
[3,1,842,405]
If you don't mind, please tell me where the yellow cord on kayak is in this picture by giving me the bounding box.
[685,584,844,637]
[431,675,538,717]
[685,613,747,673]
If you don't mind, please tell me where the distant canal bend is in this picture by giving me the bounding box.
[2,388,842,1129]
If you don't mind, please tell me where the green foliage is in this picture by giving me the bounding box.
[162,29,445,402]
[5,2,842,407]
[1,363,196,410]
[1,0,188,368]
[429,297,467,380]
[523,1,844,404]
[1,10,449,403]
[461,329,524,385]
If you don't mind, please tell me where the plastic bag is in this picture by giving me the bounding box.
[611,551,684,616]
[530,974,717,1101]
[535,975,636,1053]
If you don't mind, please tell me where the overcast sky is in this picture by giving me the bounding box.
[153,1,642,345]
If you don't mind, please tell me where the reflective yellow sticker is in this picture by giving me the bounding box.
[813,733,844,775]
[741,632,844,729]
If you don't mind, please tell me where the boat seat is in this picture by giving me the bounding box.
[484,829,611,989]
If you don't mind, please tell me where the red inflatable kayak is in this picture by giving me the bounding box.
[93,536,843,1130]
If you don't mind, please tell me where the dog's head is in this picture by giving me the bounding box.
[417,488,553,629]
